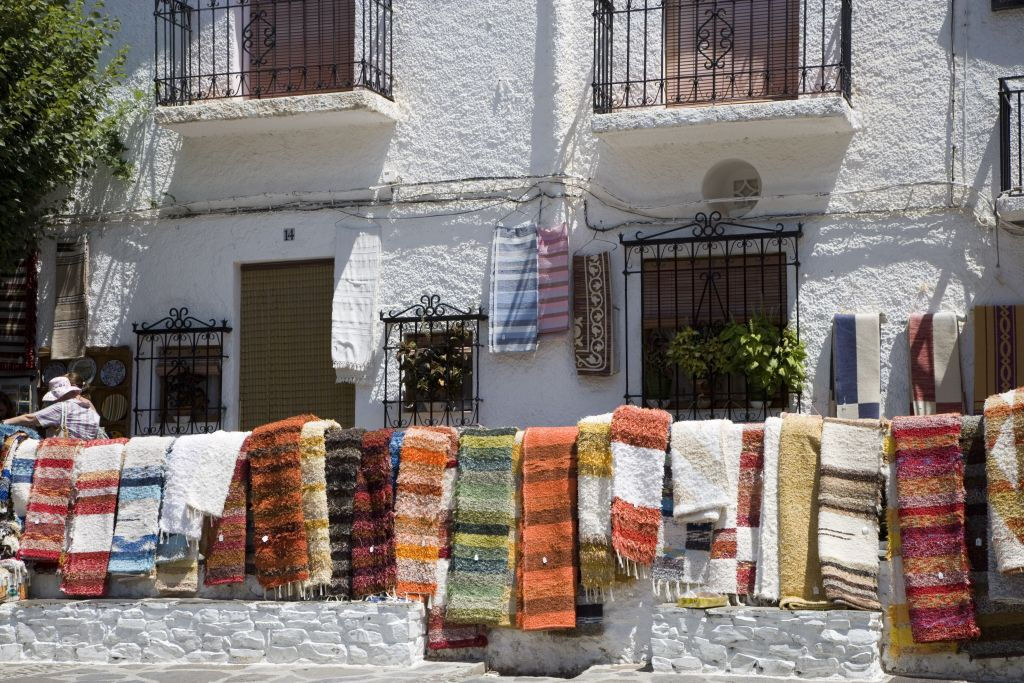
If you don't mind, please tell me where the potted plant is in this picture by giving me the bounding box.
[666,326,730,407]
[725,316,807,413]
[397,326,473,413]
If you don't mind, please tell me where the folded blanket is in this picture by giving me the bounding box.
[332,225,381,384]
[577,413,615,598]
[351,428,395,599]
[323,427,363,599]
[537,223,570,334]
[973,305,1024,412]
[446,427,517,625]
[908,312,963,414]
[705,423,743,596]
[670,420,730,523]
[19,438,80,562]
[299,419,339,592]
[817,418,883,610]
[611,405,672,573]
[489,225,539,353]
[778,414,829,609]
[892,414,979,643]
[521,426,578,630]
[161,431,249,540]
[10,438,39,522]
[248,415,315,591]
[983,387,1024,576]
[395,427,450,598]
[108,436,172,576]
[832,313,881,419]
[573,252,615,376]
[754,417,782,602]
[205,442,249,586]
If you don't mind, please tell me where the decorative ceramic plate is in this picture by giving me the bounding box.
[69,357,97,384]
[42,361,66,384]
[107,429,125,439]
[101,393,128,423]
[100,359,126,387]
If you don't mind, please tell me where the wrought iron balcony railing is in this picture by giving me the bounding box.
[593,0,851,113]
[154,0,392,106]
[1000,76,1024,197]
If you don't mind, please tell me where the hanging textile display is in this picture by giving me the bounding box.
[831,313,881,419]
[521,426,578,630]
[777,414,829,609]
[155,540,199,596]
[577,413,615,597]
[908,312,964,415]
[351,428,396,599]
[298,419,339,592]
[388,430,405,496]
[489,225,539,353]
[973,305,1024,413]
[962,415,1024,659]
[205,441,249,587]
[248,415,315,592]
[0,432,28,516]
[572,252,615,376]
[610,405,672,573]
[983,387,1024,576]
[108,436,171,576]
[537,223,570,334]
[754,417,782,602]
[10,438,39,522]
[332,224,382,384]
[734,424,764,597]
[816,418,884,610]
[394,427,450,598]
[61,439,126,596]
[51,238,88,360]
[704,423,743,596]
[653,448,687,600]
[670,420,730,523]
[512,429,526,627]
[445,427,517,625]
[19,438,79,562]
[892,414,979,643]
[0,252,37,371]
[323,427,364,599]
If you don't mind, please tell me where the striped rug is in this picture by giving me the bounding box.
[323,427,364,599]
[205,441,249,586]
[489,225,538,352]
[983,387,1024,576]
[395,427,450,598]
[537,223,569,334]
[892,414,979,643]
[734,424,764,596]
[19,438,80,563]
[108,436,171,576]
[299,419,339,592]
[10,438,39,522]
[351,428,395,599]
[61,439,126,596]
[705,423,743,596]
[577,414,615,598]
[831,313,881,419]
[0,252,37,371]
[908,312,963,414]
[521,426,578,630]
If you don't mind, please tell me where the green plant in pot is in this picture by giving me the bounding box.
[397,326,471,408]
[723,316,807,407]
[666,326,730,404]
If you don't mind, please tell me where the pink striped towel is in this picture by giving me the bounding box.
[908,312,964,415]
[537,223,570,334]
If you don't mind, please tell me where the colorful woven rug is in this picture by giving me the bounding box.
[513,430,526,628]
[572,252,614,376]
[489,225,538,353]
[983,387,1024,575]
[831,313,881,419]
[610,405,671,574]
[205,441,249,586]
[577,413,615,597]
[973,305,1024,413]
[299,419,339,592]
[446,427,516,625]
[778,414,829,609]
[754,417,782,602]
[670,420,730,523]
[705,423,743,596]
[537,223,569,334]
[521,426,578,630]
[0,252,37,371]
[817,418,883,610]
[323,427,364,599]
[19,438,80,562]
[388,430,405,497]
[351,428,395,599]
[108,436,171,576]
[892,414,979,643]
[0,433,27,517]
[394,427,450,598]
[734,424,764,596]
[61,439,126,596]
[10,438,39,522]
[248,415,315,591]
[908,312,964,414]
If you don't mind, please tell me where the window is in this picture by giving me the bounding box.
[239,259,354,430]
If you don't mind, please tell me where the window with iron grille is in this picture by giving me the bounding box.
[622,213,802,421]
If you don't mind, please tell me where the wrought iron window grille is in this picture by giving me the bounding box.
[380,295,487,428]
[620,211,802,421]
[133,307,231,436]
[1000,76,1024,197]
[154,0,393,106]
[592,0,852,113]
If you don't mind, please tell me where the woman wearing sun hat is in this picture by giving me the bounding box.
[4,375,101,440]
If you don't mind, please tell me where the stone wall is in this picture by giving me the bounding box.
[0,599,425,666]
[651,606,884,680]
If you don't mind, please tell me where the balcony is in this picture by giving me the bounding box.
[591,0,856,145]
[152,0,396,137]
[999,76,1024,223]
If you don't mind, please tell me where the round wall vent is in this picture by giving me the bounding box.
[701,159,762,218]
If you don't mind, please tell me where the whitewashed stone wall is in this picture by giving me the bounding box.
[0,599,425,666]
[651,606,884,680]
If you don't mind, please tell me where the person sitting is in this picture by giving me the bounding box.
[3,375,100,440]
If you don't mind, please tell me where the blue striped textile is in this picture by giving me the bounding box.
[389,430,405,496]
[108,436,173,575]
[489,225,539,352]
[832,313,881,419]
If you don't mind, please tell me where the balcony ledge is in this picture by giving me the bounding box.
[592,94,860,147]
[153,89,399,138]
[997,193,1024,224]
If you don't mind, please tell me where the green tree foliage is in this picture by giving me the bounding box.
[0,0,130,268]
